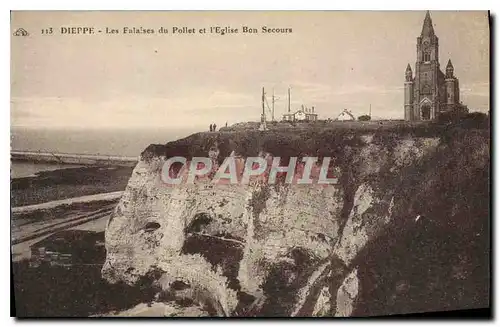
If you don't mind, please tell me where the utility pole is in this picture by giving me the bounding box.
[271,88,279,122]
[288,87,291,113]
[271,87,274,121]
[261,87,265,123]
[260,87,267,131]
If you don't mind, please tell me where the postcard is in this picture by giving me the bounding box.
[10,10,490,318]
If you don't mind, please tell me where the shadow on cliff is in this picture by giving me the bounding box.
[353,127,490,316]
[12,260,156,317]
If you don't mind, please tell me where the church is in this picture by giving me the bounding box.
[404,11,468,121]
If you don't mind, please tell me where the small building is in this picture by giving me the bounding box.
[335,109,356,121]
[282,105,318,122]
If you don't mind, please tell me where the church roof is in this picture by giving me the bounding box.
[421,10,435,37]
[446,59,454,69]
[335,109,356,121]
[406,63,412,72]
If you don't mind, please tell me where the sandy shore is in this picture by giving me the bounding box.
[12,191,123,213]
[11,193,119,261]
[11,165,130,261]
[11,165,133,207]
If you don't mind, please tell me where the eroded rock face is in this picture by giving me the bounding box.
[102,128,489,316]
[335,269,359,317]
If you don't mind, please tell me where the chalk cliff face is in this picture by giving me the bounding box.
[102,127,489,317]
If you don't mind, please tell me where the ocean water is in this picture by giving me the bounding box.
[10,126,201,179]
[11,127,200,157]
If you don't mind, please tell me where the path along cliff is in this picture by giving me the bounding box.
[102,123,490,317]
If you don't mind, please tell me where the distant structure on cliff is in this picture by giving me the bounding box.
[335,109,356,121]
[282,88,318,122]
[404,11,468,121]
[283,105,318,122]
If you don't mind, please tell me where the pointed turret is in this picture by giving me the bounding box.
[421,10,435,37]
[445,58,457,106]
[446,59,454,78]
[404,63,414,120]
[405,63,413,81]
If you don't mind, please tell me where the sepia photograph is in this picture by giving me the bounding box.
[10,10,490,318]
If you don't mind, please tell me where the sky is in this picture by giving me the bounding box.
[10,11,489,129]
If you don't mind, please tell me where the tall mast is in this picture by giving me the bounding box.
[271,88,275,121]
[288,87,291,113]
[261,87,265,122]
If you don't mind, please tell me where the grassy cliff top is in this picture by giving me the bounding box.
[142,117,489,162]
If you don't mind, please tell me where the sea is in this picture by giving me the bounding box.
[10,126,200,178]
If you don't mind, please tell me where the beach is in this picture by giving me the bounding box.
[11,164,133,207]
[10,162,141,317]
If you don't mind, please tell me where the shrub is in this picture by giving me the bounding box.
[458,112,489,129]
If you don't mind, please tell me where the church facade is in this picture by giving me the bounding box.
[404,11,468,121]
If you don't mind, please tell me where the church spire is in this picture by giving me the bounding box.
[446,59,454,78]
[405,63,413,81]
[421,10,435,37]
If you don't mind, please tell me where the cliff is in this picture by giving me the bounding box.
[102,123,490,317]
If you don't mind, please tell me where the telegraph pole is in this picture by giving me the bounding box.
[261,87,265,123]
[288,87,291,113]
[260,87,268,131]
[272,89,275,121]
[271,88,279,121]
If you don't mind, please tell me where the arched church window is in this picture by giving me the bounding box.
[423,51,431,62]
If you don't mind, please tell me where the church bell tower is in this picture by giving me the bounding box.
[403,11,465,121]
[414,11,440,120]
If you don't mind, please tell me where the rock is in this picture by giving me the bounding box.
[312,286,331,316]
[335,269,359,317]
